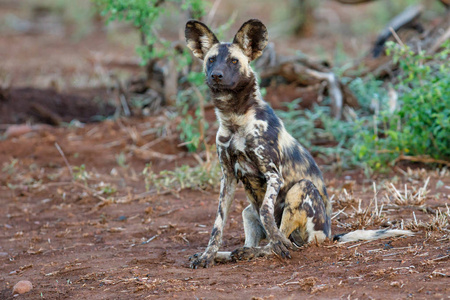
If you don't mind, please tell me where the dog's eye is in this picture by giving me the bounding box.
[209,57,215,63]
[232,59,238,64]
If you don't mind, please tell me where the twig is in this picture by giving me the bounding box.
[393,266,415,270]
[429,26,450,54]
[31,103,62,126]
[395,154,450,167]
[371,5,423,56]
[140,136,167,150]
[114,189,171,203]
[111,74,131,117]
[347,243,361,249]
[373,182,378,216]
[116,119,140,144]
[431,271,449,277]
[131,145,178,161]
[390,246,413,250]
[158,208,181,217]
[120,94,131,117]
[431,255,449,262]
[366,248,383,253]
[181,235,190,244]
[324,244,342,248]
[382,252,401,257]
[278,269,304,286]
[55,142,73,179]
[436,236,449,242]
[331,208,347,220]
[389,27,405,48]
[142,235,159,245]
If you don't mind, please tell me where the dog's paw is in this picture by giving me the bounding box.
[189,252,215,269]
[269,234,294,259]
[230,247,261,261]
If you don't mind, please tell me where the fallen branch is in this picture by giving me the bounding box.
[346,6,449,79]
[304,68,343,119]
[258,54,357,118]
[372,5,424,57]
[30,103,62,126]
[395,154,450,167]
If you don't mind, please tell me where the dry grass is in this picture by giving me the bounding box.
[142,154,221,193]
[406,205,450,232]
[384,177,430,206]
[333,183,387,230]
[350,184,386,229]
[331,173,446,233]
[334,188,359,209]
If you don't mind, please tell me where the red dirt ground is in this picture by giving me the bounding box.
[0,118,449,299]
[1,1,449,299]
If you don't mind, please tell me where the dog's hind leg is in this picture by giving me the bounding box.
[242,205,267,247]
[230,205,270,261]
[279,179,331,246]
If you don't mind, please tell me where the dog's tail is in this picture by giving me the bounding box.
[333,229,414,243]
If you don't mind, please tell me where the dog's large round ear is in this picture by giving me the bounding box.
[232,19,268,61]
[185,20,219,60]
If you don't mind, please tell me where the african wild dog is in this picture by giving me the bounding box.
[185,19,413,268]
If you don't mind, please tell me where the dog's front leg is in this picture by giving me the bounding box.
[260,173,294,259]
[190,174,237,268]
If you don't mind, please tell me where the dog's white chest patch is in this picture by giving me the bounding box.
[225,135,259,178]
[231,134,246,152]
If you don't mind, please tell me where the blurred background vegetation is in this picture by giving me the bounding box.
[0,0,448,178]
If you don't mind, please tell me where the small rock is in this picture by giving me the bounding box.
[0,252,8,257]
[13,280,33,295]
[110,168,118,176]
[5,124,33,138]
[390,281,403,288]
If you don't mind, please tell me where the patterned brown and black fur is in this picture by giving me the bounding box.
[185,19,412,268]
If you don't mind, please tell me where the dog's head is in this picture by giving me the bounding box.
[185,19,268,91]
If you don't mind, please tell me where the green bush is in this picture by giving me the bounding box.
[281,40,449,173]
[94,0,205,62]
[94,0,210,151]
[353,40,450,171]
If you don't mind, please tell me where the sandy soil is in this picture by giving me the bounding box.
[0,117,449,299]
[1,1,449,299]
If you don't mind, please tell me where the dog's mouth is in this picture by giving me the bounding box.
[207,81,236,92]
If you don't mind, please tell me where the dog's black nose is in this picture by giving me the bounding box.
[211,71,223,82]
